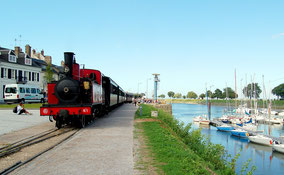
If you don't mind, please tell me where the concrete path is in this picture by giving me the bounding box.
[13,104,137,175]
[0,109,49,135]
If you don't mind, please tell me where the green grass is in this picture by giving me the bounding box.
[0,103,43,109]
[136,104,238,175]
[140,121,213,175]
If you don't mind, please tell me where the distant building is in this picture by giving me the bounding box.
[0,45,62,103]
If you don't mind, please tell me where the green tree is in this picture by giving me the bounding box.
[187,91,198,99]
[158,94,166,98]
[183,95,186,99]
[243,83,262,99]
[168,91,175,98]
[213,89,223,99]
[199,93,205,99]
[44,63,54,83]
[223,87,238,99]
[207,90,213,98]
[174,93,182,98]
[272,83,284,99]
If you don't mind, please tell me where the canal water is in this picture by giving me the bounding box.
[172,103,284,175]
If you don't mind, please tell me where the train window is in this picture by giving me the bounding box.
[26,88,30,93]
[31,88,36,94]
[37,89,41,94]
[20,87,25,93]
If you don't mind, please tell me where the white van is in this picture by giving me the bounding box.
[4,84,45,103]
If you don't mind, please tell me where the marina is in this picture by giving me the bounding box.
[172,103,284,175]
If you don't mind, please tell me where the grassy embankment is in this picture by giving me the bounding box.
[164,99,284,109]
[0,103,43,109]
[134,104,254,174]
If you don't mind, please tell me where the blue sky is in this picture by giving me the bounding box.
[1,0,283,98]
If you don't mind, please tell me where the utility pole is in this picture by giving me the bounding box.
[152,74,160,103]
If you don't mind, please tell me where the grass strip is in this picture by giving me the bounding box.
[136,104,236,175]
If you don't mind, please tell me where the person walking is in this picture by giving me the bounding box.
[17,102,32,115]
[134,98,137,106]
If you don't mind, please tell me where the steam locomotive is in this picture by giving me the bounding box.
[40,52,128,128]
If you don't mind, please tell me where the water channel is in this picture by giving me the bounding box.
[172,103,284,175]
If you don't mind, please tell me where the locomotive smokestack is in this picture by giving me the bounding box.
[64,52,74,78]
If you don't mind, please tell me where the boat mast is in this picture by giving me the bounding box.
[235,69,237,109]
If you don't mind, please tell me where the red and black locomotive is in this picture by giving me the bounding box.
[40,52,126,128]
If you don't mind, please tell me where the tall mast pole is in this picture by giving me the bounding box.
[235,69,237,109]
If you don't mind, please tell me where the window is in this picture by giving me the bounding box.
[5,87,17,93]
[25,58,32,65]
[1,68,6,78]
[11,69,15,79]
[24,71,27,80]
[32,72,35,81]
[20,87,25,93]
[2,85,5,98]
[37,73,39,82]
[26,88,30,93]
[14,70,17,79]
[31,88,36,94]
[37,89,41,94]
[29,72,31,81]
[8,55,16,63]
[8,69,11,79]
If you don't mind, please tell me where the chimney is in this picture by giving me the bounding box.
[41,49,44,56]
[25,44,31,56]
[44,56,52,64]
[14,46,21,57]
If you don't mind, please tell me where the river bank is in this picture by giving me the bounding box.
[133,104,251,174]
[164,99,284,109]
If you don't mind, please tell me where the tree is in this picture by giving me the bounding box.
[206,90,213,98]
[183,95,186,99]
[199,93,205,99]
[168,91,175,98]
[272,83,284,99]
[213,89,223,99]
[187,91,198,99]
[174,93,182,98]
[243,83,262,99]
[158,94,165,98]
[44,63,54,83]
[223,87,238,99]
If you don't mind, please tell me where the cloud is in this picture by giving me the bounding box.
[272,33,284,39]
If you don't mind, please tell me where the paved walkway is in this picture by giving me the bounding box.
[0,109,49,135]
[13,104,137,175]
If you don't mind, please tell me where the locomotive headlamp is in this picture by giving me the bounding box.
[83,81,90,90]
[64,66,70,73]
[64,87,69,93]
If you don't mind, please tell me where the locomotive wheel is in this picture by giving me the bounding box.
[79,115,86,128]
[56,120,62,129]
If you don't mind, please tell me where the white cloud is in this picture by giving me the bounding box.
[272,33,284,39]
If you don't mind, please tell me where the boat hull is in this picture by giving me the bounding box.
[248,135,273,146]
[217,126,234,132]
[231,130,249,137]
[273,144,284,154]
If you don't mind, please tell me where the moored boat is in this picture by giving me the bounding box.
[216,124,234,132]
[248,135,273,146]
[231,129,249,137]
[272,142,284,154]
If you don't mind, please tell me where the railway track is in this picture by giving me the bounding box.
[0,127,80,175]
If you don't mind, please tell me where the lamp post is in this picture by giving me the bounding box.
[152,73,160,103]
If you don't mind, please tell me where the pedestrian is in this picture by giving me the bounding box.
[134,99,137,106]
[17,102,32,115]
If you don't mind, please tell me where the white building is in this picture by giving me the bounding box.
[0,47,42,103]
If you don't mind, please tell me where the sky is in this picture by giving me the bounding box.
[1,0,283,98]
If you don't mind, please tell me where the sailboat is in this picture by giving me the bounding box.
[248,135,273,146]
[272,142,284,154]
